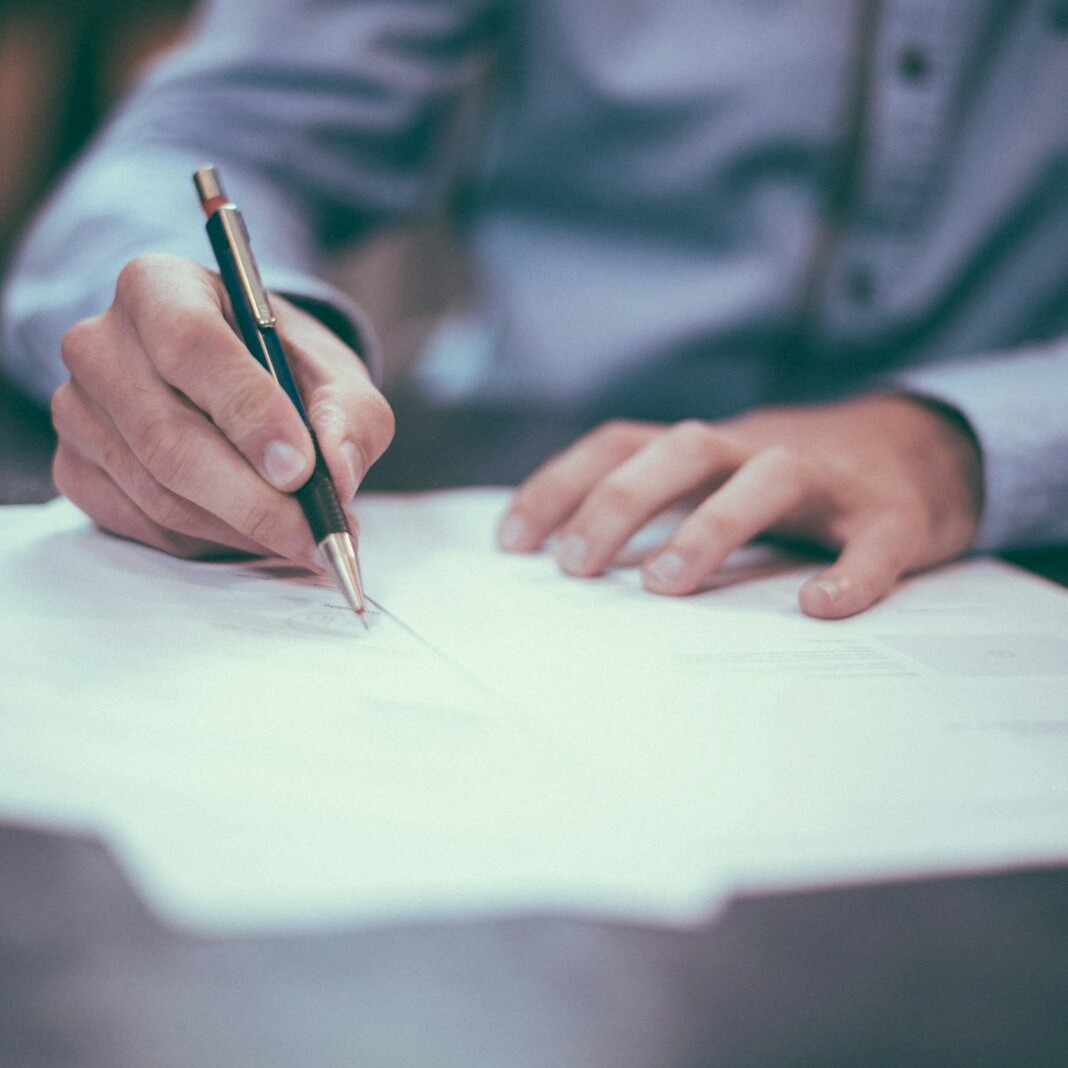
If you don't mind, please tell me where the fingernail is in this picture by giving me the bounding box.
[557,534,590,573]
[341,441,364,498]
[645,551,687,588]
[263,440,308,489]
[497,513,529,551]
[809,578,841,605]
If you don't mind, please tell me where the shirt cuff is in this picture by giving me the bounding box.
[891,341,1068,552]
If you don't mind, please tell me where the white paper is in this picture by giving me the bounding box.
[1,490,1066,932]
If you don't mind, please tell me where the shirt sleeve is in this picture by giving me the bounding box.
[893,340,1068,552]
[0,0,502,404]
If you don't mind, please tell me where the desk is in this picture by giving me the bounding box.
[2,374,1067,1067]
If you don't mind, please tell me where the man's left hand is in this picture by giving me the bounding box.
[496,394,983,619]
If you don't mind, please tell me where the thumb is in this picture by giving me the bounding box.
[798,520,910,619]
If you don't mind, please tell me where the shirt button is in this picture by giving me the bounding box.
[897,46,931,82]
[844,264,877,305]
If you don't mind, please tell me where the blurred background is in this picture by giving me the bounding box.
[0,0,193,498]
[0,0,195,275]
[0,0,476,499]
[0,0,465,375]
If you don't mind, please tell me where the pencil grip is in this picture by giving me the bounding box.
[295,437,350,543]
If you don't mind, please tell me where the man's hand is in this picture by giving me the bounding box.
[496,394,983,619]
[52,253,394,564]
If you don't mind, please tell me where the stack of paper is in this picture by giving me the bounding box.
[1,490,1066,932]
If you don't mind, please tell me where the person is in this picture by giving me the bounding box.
[2,0,1067,619]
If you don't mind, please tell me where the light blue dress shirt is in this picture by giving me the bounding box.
[3,0,1068,551]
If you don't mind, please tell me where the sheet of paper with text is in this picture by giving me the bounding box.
[0,490,1065,932]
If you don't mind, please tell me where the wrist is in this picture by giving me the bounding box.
[876,390,985,549]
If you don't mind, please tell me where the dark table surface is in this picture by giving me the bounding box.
[2,374,1067,1068]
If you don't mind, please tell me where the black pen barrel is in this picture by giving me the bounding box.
[294,447,350,541]
[257,327,352,539]
[205,215,350,540]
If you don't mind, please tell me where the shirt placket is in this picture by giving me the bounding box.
[817,0,977,352]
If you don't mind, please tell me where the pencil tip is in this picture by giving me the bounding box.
[318,532,367,621]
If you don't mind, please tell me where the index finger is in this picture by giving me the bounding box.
[497,420,657,552]
[118,254,316,492]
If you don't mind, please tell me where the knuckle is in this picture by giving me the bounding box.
[590,477,642,519]
[239,501,287,550]
[114,257,219,380]
[510,485,548,519]
[150,308,216,379]
[667,419,719,462]
[98,429,129,477]
[307,385,347,428]
[50,382,76,431]
[760,445,809,484]
[213,376,280,443]
[694,507,746,547]
[598,417,641,440]
[115,253,174,304]
[114,255,158,305]
[140,481,193,532]
[150,314,193,375]
[135,417,201,489]
[59,318,102,375]
[589,419,652,465]
[512,467,570,515]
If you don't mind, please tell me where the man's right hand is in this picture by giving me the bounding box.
[51,253,394,564]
